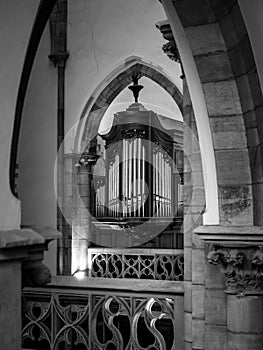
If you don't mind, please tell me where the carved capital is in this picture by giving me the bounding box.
[48,52,69,68]
[208,245,263,294]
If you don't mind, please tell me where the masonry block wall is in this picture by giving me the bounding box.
[173,0,263,225]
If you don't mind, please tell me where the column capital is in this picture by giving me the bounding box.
[194,225,263,294]
[207,244,263,294]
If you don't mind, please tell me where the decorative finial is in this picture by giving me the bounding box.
[128,75,144,103]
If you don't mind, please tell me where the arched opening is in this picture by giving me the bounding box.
[16,1,263,350]
[69,60,186,276]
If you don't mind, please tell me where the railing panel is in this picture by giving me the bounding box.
[22,280,184,350]
[88,248,184,281]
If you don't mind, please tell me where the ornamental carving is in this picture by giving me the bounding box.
[89,250,184,281]
[207,245,263,293]
[22,288,179,350]
[121,128,148,140]
[155,20,181,64]
[162,41,180,63]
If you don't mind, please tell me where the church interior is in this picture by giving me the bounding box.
[1,0,263,349]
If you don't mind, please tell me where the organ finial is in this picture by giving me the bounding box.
[128,75,144,103]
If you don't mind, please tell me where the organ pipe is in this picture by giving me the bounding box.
[138,138,142,217]
[98,131,178,219]
[124,139,127,216]
[142,141,145,217]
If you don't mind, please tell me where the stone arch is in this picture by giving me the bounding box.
[163,0,263,226]
[9,0,57,195]
[74,56,183,152]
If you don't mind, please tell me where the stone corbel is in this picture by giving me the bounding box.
[155,20,184,77]
[0,226,60,287]
[162,41,180,63]
[194,225,263,295]
[21,226,61,287]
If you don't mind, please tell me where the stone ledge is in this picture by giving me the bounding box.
[0,228,44,249]
[48,275,184,294]
[0,226,61,249]
[0,226,61,260]
[22,225,61,242]
[194,225,263,245]
[0,226,61,250]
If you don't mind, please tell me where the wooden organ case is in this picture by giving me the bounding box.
[92,100,183,249]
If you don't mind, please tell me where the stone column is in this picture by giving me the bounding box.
[195,225,263,350]
[208,245,263,350]
[72,153,99,275]
[49,0,69,275]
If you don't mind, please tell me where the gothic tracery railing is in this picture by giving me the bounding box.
[88,248,184,281]
[22,280,184,350]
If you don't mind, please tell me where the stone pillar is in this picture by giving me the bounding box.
[195,225,263,350]
[72,153,99,275]
[49,0,69,276]
[0,227,60,350]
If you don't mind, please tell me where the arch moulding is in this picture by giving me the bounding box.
[74,56,183,153]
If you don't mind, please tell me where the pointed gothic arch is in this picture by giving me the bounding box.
[74,56,183,153]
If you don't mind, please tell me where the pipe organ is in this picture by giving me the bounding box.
[76,80,183,268]
[94,102,183,223]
